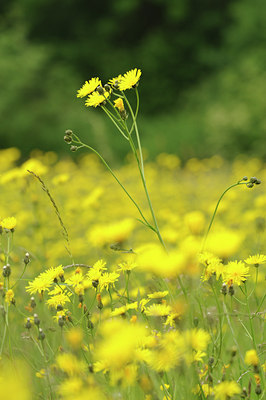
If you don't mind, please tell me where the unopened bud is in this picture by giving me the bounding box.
[96,86,104,95]
[104,84,111,92]
[65,129,73,136]
[38,328,45,341]
[64,135,72,144]
[24,252,30,265]
[221,283,227,295]
[255,384,261,395]
[246,183,254,188]
[30,297,36,308]
[193,317,199,327]
[70,145,78,152]
[250,177,257,183]
[25,317,32,330]
[3,264,11,278]
[228,285,235,296]
[58,315,64,327]
[34,313,40,326]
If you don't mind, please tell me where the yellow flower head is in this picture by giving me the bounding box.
[244,349,259,366]
[214,381,241,400]
[77,77,101,98]
[108,74,123,88]
[5,289,15,305]
[223,261,249,286]
[244,254,266,267]
[119,68,142,91]
[85,90,110,108]
[114,98,125,112]
[65,327,84,350]
[1,217,17,230]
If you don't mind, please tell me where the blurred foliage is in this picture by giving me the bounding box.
[0,0,265,159]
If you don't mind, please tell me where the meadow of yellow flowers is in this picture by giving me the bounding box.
[0,69,265,399]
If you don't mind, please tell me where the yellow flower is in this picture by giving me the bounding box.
[214,381,241,400]
[245,254,266,267]
[5,289,15,305]
[85,90,110,107]
[244,349,259,366]
[223,261,249,286]
[145,303,171,317]
[77,77,101,98]
[95,319,147,370]
[98,272,120,291]
[114,98,125,112]
[65,327,84,350]
[26,265,64,294]
[56,353,87,376]
[46,292,71,309]
[1,217,17,230]
[119,68,142,91]
[108,74,123,88]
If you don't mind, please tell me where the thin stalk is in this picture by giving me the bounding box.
[201,181,248,252]
[123,90,144,175]
[127,132,166,249]
[72,135,152,230]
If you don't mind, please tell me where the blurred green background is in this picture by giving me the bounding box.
[0,0,265,161]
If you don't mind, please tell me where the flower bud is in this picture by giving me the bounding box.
[255,385,261,395]
[250,177,257,183]
[3,264,11,278]
[30,297,36,308]
[65,129,73,136]
[96,86,104,95]
[58,315,64,327]
[38,328,45,341]
[64,135,72,144]
[221,283,227,295]
[228,285,235,296]
[34,313,40,326]
[24,252,30,265]
[246,183,254,188]
[70,145,78,152]
[25,317,32,330]
[104,84,111,92]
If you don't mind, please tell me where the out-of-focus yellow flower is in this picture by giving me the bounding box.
[244,349,259,366]
[65,327,84,350]
[0,360,31,400]
[185,211,205,235]
[137,243,185,278]
[5,289,15,305]
[94,319,147,371]
[145,303,171,317]
[1,216,17,230]
[213,380,241,400]
[245,254,266,267]
[56,353,87,376]
[206,229,243,259]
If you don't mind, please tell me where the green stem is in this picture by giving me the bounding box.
[127,132,166,250]
[123,90,144,175]
[72,135,152,230]
[201,181,247,252]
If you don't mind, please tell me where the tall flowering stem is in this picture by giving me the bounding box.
[71,68,166,249]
